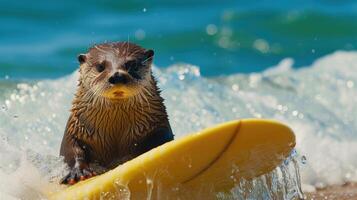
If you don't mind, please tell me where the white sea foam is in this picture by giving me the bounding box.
[0,51,357,199]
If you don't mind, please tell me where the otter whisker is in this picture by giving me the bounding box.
[141,56,153,64]
[142,87,154,98]
[125,37,130,56]
[140,91,151,111]
[130,48,144,57]
[92,71,108,86]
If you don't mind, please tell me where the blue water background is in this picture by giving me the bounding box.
[0,0,356,79]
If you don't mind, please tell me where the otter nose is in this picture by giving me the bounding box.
[108,72,129,84]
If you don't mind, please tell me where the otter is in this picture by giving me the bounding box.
[60,42,174,185]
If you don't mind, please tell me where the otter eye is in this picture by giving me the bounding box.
[96,64,105,72]
[124,60,142,71]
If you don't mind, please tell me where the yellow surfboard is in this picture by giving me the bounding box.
[49,119,295,200]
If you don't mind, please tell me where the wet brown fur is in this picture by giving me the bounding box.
[60,42,173,179]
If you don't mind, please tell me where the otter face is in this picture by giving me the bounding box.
[78,42,154,100]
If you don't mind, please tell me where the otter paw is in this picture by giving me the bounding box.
[61,167,97,185]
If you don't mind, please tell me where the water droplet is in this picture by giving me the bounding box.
[347,80,354,88]
[206,24,218,35]
[298,113,304,119]
[255,113,262,118]
[135,29,146,40]
[231,84,239,91]
[253,39,270,54]
[345,173,352,179]
[178,74,185,80]
[292,110,298,116]
[301,155,307,165]
[277,104,283,111]
[284,159,290,165]
[218,36,230,49]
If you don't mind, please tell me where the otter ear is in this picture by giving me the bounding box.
[143,49,154,63]
[78,54,87,64]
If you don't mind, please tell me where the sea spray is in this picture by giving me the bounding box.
[217,151,304,200]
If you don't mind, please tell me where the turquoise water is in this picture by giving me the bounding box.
[1,1,356,78]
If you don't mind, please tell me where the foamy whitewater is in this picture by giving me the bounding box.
[1,51,357,199]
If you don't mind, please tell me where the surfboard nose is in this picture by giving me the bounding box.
[184,119,296,194]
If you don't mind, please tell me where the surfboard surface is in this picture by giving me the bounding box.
[49,119,295,199]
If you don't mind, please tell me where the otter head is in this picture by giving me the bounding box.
[78,42,154,100]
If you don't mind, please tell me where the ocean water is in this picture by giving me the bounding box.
[1,1,357,199]
[1,1,357,78]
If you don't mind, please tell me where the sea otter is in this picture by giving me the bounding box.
[60,42,173,185]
